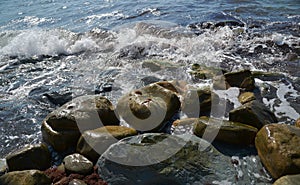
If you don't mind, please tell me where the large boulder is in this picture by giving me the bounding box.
[63,153,93,175]
[97,133,238,185]
[229,100,277,129]
[273,174,300,185]
[77,126,137,163]
[41,95,119,152]
[6,143,51,171]
[224,70,255,91]
[173,117,258,145]
[255,124,300,179]
[117,83,180,132]
[0,170,51,185]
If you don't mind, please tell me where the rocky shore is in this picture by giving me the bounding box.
[0,68,300,185]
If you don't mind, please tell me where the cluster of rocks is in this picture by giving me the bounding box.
[1,67,300,185]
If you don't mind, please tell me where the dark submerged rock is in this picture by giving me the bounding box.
[6,143,51,171]
[224,70,255,91]
[255,124,300,179]
[97,133,237,185]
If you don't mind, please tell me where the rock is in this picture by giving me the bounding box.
[63,153,93,175]
[141,76,161,86]
[224,70,255,91]
[97,133,237,185]
[255,124,300,179]
[238,92,256,104]
[0,158,7,175]
[273,174,300,185]
[295,118,300,128]
[229,100,278,129]
[6,143,51,171]
[156,81,179,93]
[252,71,286,81]
[182,86,221,117]
[189,64,221,80]
[0,170,51,185]
[141,60,179,72]
[77,126,137,163]
[173,117,258,145]
[41,95,119,152]
[69,179,87,185]
[117,83,180,132]
[43,92,72,106]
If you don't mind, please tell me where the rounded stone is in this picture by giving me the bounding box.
[273,174,300,185]
[42,95,119,152]
[69,179,87,185]
[77,126,137,163]
[255,124,300,179]
[295,118,300,128]
[63,153,93,175]
[117,83,180,132]
[238,92,256,104]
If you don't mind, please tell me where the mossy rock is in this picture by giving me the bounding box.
[251,71,286,81]
[190,64,222,80]
[142,60,180,72]
[255,124,300,179]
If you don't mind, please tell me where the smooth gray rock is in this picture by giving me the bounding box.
[97,133,237,185]
[63,153,93,175]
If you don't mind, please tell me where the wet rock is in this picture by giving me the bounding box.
[182,86,221,117]
[252,71,286,81]
[141,76,161,86]
[97,133,237,185]
[189,64,221,80]
[63,154,93,175]
[255,124,300,179]
[295,118,300,128]
[43,92,72,106]
[0,158,7,175]
[238,92,256,104]
[6,143,51,171]
[41,95,119,152]
[224,70,255,91]
[273,174,300,185]
[173,117,258,145]
[229,100,278,129]
[69,179,87,185]
[117,83,180,132]
[142,60,179,72]
[0,170,51,185]
[77,126,137,163]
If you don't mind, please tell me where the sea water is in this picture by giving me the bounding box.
[0,0,299,184]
